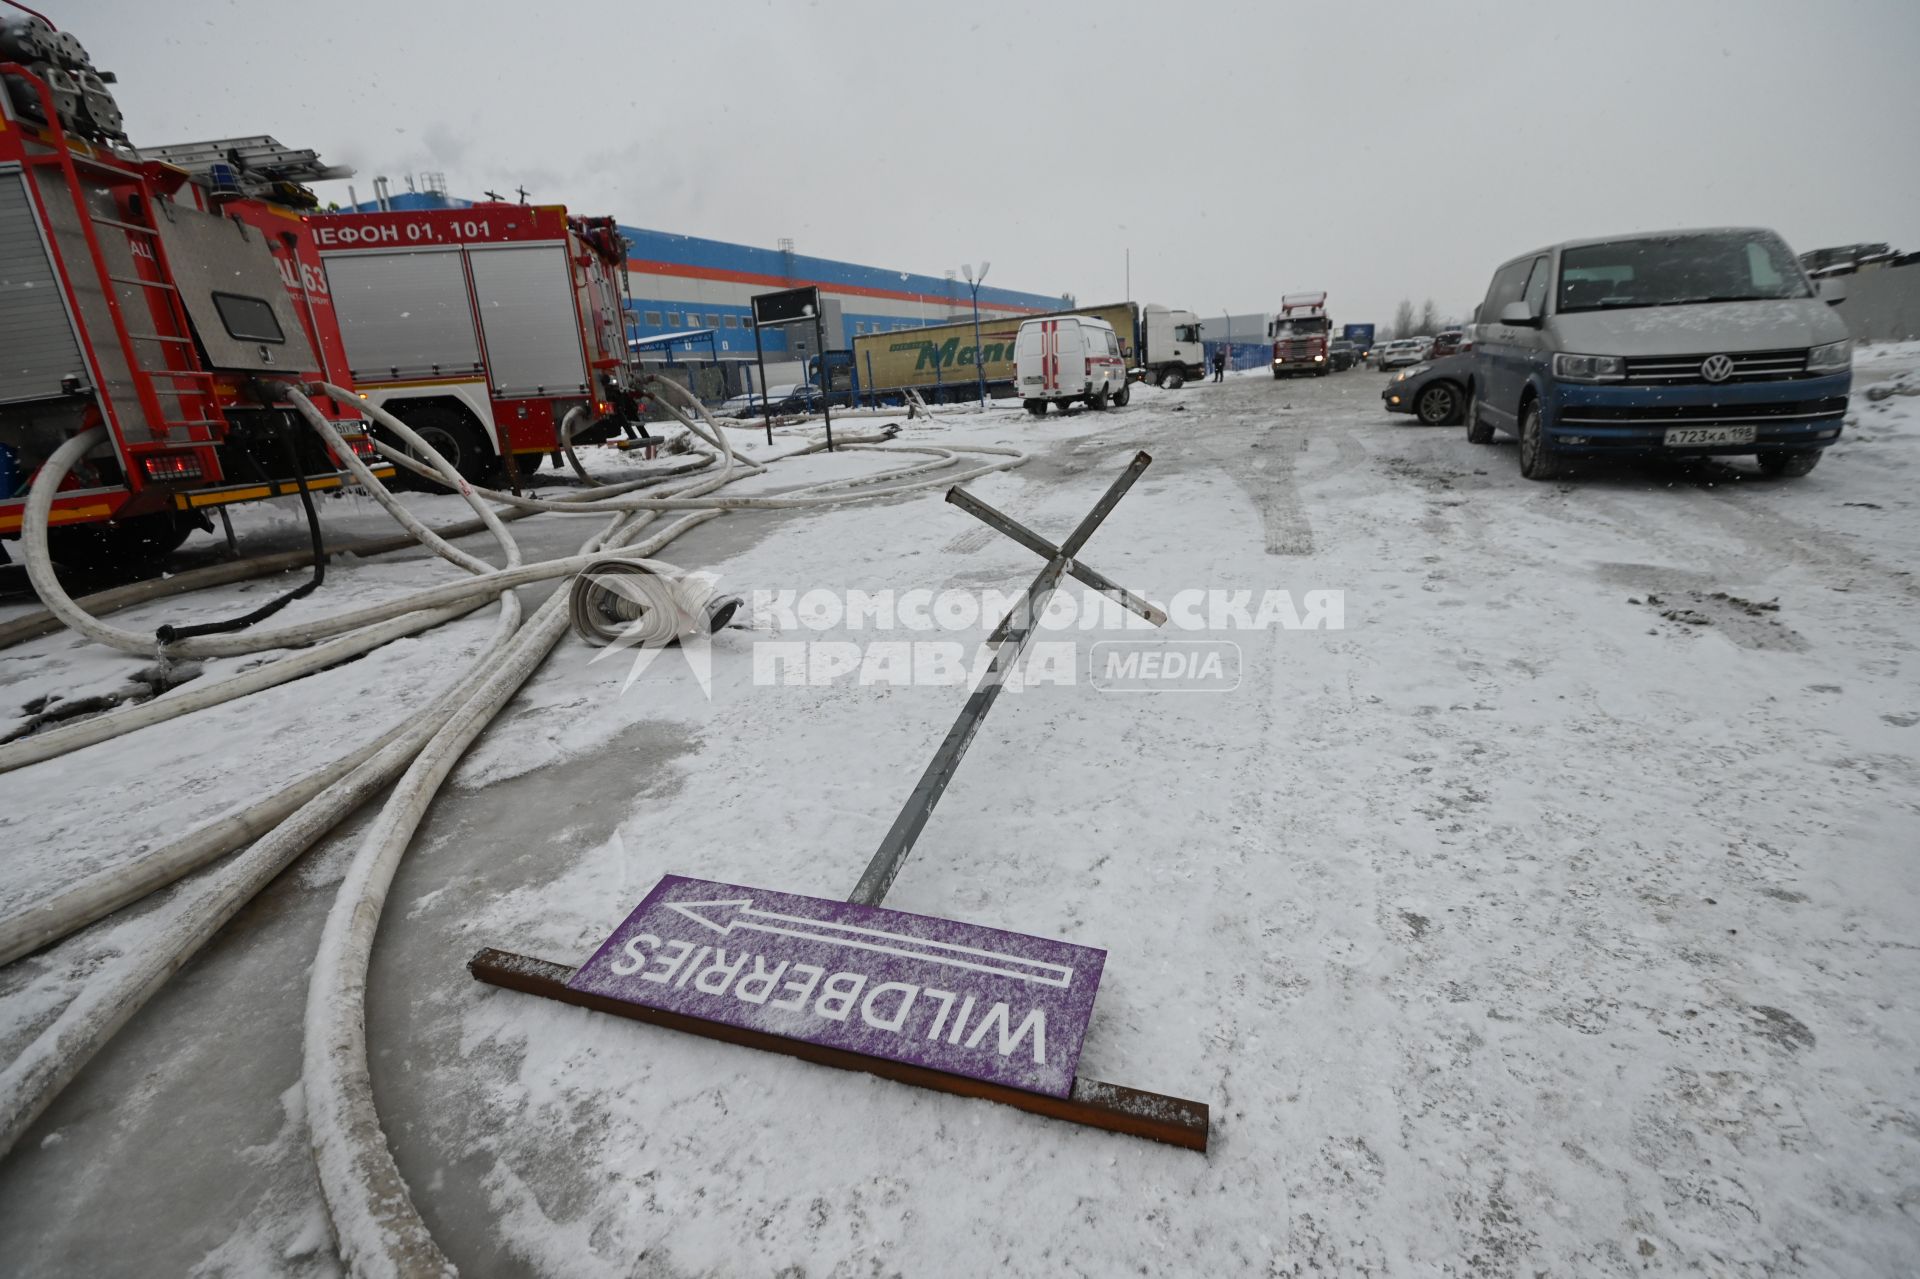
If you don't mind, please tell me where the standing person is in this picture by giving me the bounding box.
[1212,345,1228,382]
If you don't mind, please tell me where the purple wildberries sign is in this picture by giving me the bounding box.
[569,875,1106,1098]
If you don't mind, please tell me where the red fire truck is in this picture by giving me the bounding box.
[0,13,384,568]
[1268,291,1333,379]
[306,203,641,485]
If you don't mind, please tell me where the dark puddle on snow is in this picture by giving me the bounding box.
[1747,1005,1817,1053]
[5,661,204,742]
[1621,588,1809,652]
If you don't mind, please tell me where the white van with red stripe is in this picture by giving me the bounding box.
[1015,316,1131,415]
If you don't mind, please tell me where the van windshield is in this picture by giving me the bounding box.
[1557,231,1811,313]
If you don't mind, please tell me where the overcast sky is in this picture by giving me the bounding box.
[66,0,1920,325]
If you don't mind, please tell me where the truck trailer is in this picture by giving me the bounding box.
[0,16,384,568]
[1342,323,1376,363]
[307,203,642,485]
[849,301,1201,400]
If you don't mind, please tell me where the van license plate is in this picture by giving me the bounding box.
[1664,426,1756,447]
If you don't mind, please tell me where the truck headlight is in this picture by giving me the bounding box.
[1806,339,1852,373]
[1552,352,1625,383]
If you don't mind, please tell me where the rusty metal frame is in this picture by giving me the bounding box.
[470,948,1209,1151]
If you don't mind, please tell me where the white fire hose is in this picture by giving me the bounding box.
[3,373,1030,1278]
[0,403,841,961]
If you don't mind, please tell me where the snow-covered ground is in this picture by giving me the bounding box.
[3,351,1919,1275]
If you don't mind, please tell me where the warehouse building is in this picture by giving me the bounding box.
[342,191,1065,369]
[622,227,1063,362]
[1199,312,1274,372]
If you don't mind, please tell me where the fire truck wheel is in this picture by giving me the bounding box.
[381,404,492,491]
[45,511,198,574]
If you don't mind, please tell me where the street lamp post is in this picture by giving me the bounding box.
[962,261,991,406]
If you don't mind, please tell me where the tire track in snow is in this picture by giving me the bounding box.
[940,525,995,556]
[1202,415,1313,557]
[1692,485,1920,604]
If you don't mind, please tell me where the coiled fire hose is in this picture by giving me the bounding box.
[566,559,741,649]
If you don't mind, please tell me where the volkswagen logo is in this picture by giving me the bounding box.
[1700,354,1735,383]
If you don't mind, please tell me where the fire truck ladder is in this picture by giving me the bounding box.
[17,115,224,445]
[132,135,351,200]
[72,158,224,439]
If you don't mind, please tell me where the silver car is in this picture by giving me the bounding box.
[1464,227,1852,480]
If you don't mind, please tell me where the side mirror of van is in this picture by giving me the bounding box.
[1499,301,1541,327]
[1817,277,1849,307]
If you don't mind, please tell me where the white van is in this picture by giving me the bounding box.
[1015,316,1131,415]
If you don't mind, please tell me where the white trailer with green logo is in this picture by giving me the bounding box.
[850,301,1202,399]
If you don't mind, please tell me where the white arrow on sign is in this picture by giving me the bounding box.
[664,898,1075,989]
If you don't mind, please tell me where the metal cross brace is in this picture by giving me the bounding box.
[849,451,1165,907]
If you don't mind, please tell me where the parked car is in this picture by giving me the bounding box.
[1429,330,1466,359]
[723,383,822,417]
[719,390,765,416]
[1465,226,1852,480]
[1382,354,1475,425]
[1016,315,1131,414]
[1377,339,1426,370]
[1329,338,1359,371]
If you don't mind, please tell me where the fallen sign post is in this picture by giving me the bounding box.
[471,452,1210,1151]
[849,449,1166,907]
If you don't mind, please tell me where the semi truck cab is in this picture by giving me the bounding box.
[1270,291,1332,378]
[1139,305,1206,388]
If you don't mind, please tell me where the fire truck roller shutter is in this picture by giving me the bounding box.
[465,244,589,399]
[0,171,90,406]
[321,248,482,381]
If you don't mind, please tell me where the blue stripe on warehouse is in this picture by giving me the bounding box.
[344,193,1066,359]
